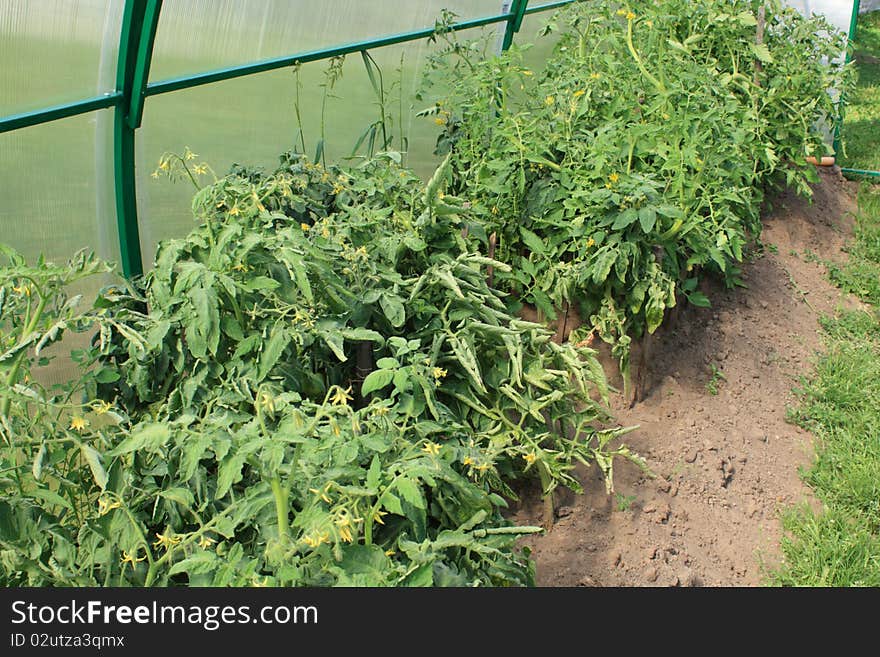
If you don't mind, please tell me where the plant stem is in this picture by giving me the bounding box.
[1,290,47,419]
[626,19,666,94]
[271,477,290,540]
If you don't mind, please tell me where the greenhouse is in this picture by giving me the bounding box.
[1,0,879,591]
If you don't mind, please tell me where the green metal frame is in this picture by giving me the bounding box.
[114,0,162,278]
[0,0,580,277]
[837,0,880,178]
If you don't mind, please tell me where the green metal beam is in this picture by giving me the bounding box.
[145,9,527,98]
[524,0,576,15]
[113,0,163,279]
[833,0,862,159]
[127,1,162,130]
[0,1,576,129]
[502,0,530,51]
[0,94,122,134]
[841,167,880,178]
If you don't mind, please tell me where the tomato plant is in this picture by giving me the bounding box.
[419,0,851,384]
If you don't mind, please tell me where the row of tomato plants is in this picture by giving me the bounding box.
[421,0,850,381]
[0,0,850,586]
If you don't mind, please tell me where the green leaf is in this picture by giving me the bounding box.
[381,491,404,516]
[169,552,219,577]
[243,276,280,291]
[366,456,381,489]
[108,423,170,456]
[31,488,72,511]
[320,329,347,362]
[686,291,712,308]
[638,206,657,233]
[395,477,425,509]
[290,259,313,304]
[750,43,773,64]
[403,562,434,587]
[32,443,46,481]
[380,294,406,328]
[258,329,290,381]
[737,11,758,27]
[612,208,638,230]
[376,357,400,369]
[186,285,220,359]
[94,367,120,384]
[179,434,213,480]
[361,369,394,396]
[80,444,108,489]
[520,227,546,255]
[159,487,196,509]
[339,327,385,344]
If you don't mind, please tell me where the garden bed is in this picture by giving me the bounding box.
[514,167,865,585]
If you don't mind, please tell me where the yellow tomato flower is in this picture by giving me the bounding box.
[97,497,121,515]
[585,237,596,249]
[422,441,441,457]
[330,386,352,406]
[434,116,447,126]
[627,11,636,20]
[545,95,555,106]
[616,8,627,16]
[373,510,388,525]
[153,531,181,550]
[573,89,586,98]
[523,453,538,465]
[69,416,89,433]
[91,399,113,415]
[301,222,310,231]
[432,367,448,381]
[609,173,620,184]
[257,391,275,414]
[463,456,474,466]
[197,536,216,550]
[120,549,145,569]
[591,72,602,80]
[229,205,241,216]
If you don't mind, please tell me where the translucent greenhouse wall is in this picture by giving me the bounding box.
[0,0,863,280]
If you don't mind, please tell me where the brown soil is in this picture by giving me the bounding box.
[512,167,863,587]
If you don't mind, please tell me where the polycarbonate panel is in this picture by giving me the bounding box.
[0,110,119,266]
[0,109,120,386]
[137,24,498,266]
[517,6,565,72]
[149,0,508,81]
[0,0,125,116]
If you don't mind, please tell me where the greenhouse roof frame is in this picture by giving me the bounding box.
[0,0,874,276]
[0,0,575,278]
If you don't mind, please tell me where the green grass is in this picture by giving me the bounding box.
[841,10,880,172]
[768,185,880,587]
